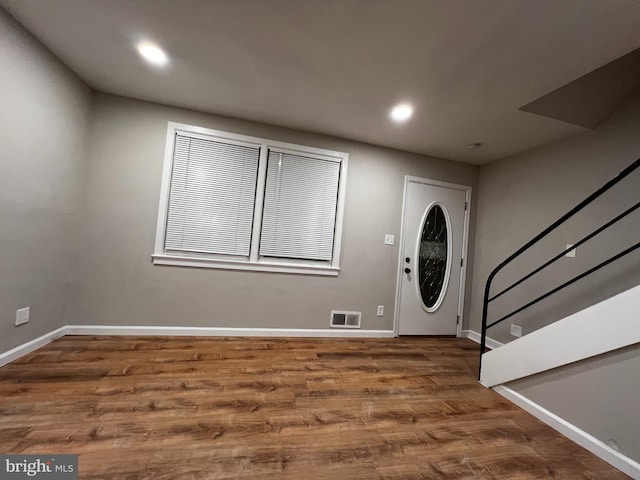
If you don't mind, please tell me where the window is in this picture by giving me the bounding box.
[153,122,348,276]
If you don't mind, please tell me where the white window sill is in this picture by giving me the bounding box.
[151,254,340,276]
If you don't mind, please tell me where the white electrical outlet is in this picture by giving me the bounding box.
[376,305,384,317]
[384,234,395,246]
[15,307,30,326]
[510,324,522,337]
[565,244,576,258]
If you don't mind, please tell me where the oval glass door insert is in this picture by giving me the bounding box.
[418,204,449,310]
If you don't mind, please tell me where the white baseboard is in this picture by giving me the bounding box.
[0,327,67,368]
[494,385,640,479]
[462,329,504,350]
[64,325,396,338]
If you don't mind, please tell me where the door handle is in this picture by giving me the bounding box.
[404,267,411,274]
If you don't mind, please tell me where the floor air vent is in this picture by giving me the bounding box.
[330,311,362,328]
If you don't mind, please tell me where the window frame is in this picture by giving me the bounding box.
[152,122,348,276]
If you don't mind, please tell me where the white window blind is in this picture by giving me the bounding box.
[154,123,348,275]
[260,151,341,261]
[165,134,259,256]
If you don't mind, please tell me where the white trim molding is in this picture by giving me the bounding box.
[151,254,340,276]
[462,329,504,350]
[494,385,640,479]
[64,325,395,338]
[0,327,66,368]
[480,284,640,387]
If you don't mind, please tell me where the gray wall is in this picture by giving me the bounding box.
[69,93,478,331]
[0,8,91,353]
[470,91,640,464]
[470,91,640,343]
[508,345,640,462]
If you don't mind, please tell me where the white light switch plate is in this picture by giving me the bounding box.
[15,307,30,326]
[511,324,522,337]
[384,234,395,245]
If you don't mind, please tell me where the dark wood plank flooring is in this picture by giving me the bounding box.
[0,336,629,479]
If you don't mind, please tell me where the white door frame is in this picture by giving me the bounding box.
[393,176,472,337]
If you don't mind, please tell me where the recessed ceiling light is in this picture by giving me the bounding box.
[390,103,413,123]
[137,43,168,67]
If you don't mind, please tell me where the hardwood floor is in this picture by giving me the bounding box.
[0,336,629,479]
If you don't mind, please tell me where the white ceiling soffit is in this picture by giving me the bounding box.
[2,0,640,165]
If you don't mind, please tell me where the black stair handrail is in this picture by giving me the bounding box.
[479,158,640,379]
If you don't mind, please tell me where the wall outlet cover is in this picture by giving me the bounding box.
[376,305,384,316]
[510,324,523,337]
[15,307,30,326]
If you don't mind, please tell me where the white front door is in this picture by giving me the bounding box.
[397,178,469,335]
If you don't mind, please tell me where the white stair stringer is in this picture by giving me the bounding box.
[480,284,640,387]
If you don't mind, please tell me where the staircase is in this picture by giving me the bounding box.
[479,157,640,380]
[480,283,640,387]
[477,158,640,479]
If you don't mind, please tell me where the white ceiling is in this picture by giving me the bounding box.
[3,0,640,164]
